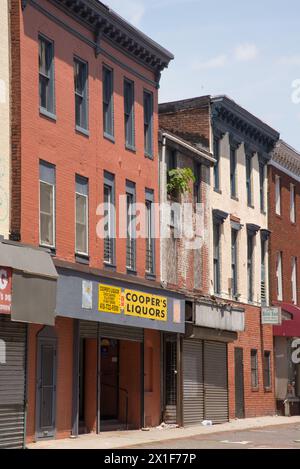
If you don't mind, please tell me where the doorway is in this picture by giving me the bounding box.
[234,347,245,419]
[100,339,119,421]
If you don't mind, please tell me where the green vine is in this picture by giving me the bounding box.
[167,167,196,196]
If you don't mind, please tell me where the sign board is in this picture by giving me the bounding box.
[82,280,93,309]
[261,307,282,325]
[98,284,168,322]
[0,267,12,314]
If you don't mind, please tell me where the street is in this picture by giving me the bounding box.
[127,424,300,450]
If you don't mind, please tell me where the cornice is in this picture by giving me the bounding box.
[31,0,174,75]
[271,140,300,180]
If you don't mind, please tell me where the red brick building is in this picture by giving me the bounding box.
[269,140,300,415]
[7,0,186,446]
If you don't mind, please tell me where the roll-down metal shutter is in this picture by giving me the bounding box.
[183,339,204,426]
[0,316,26,449]
[204,341,228,424]
[80,321,143,342]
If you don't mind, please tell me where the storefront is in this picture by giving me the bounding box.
[53,264,185,437]
[0,241,57,448]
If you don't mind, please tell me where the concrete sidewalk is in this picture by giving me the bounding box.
[27,416,300,449]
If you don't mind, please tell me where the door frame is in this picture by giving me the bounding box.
[35,326,57,440]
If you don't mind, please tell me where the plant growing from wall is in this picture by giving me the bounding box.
[167,167,196,196]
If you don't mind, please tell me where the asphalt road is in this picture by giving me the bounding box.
[127,424,300,449]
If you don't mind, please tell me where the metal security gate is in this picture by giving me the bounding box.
[204,341,228,424]
[183,339,204,425]
[0,316,27,449]
[79,321,144,342]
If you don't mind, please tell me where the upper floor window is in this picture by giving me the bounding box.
[259,163,265,213]
[261,237,267,306]
[251,349,258,389]
[246,154,252,207]
[213,220,221,295]
[292,256,297,305]
[213,137,220,191]
[74,57,88,132]
[276,251,283,301]
[124,79,135,150]
[126,181,136,271]
[39,35,55,116]
[264,351,271,389]
[39,160,55,248]
[144,90,153,158]
[75,175,89,256]
[275,175,281,215]
[247,231,254,302]
[104,171,115,266]
[194,162,201,204]
[103,66,114,139]
[290,183,296,223]
[145,189,155,276]
[231,228,238,298]
[230,146,237,198]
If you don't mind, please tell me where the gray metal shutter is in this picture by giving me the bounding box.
[183,339,204,426]
[0,316,26,449]
[204,341,228,424]
[79,320,98,339]
[99,323,144,342]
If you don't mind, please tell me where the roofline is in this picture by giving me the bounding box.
[160,130,216,165]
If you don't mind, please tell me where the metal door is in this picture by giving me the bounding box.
[234,347,245,419]
[36,327,57,439]
[183,339,204,425]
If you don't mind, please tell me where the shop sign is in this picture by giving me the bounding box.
[98,284,168,322]
[261,306,282,325]
[0,267,12,314]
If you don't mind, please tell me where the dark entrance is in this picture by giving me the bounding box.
[164,336,178,424]
[234,347,245,419]
[36,327,57,440]
[100,339,119,421]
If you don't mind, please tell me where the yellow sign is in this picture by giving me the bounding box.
[124,290,167,322]
[98,285,121,314]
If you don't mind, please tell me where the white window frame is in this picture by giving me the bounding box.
[275,175,281,216]
[276,252,283,301]
[292,257,297,305]
[75,179,89,256]
[39,169,55,249]
[290,183,296,223]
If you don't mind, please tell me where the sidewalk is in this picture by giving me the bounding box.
[27,416,300,449]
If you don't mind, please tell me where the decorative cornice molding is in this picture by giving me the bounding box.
[271,141,300,181]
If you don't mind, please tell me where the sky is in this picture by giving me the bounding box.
[106,0,300,150]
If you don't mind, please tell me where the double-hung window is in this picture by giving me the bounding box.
[230,146,237,198]
[247,231,254,302]
[231,228,238,298]
[276,252,283,301]
[145,189,155,276]
[194,162,201,204]
[213,137,220,191]
[124,79,135,149]
[292,257,297,305]
[213,221,221,295]
[246,154,253,206]
[126,181,136,271]
[264,351,271,389]
[39,35,55,116]
[144,90,153,157]
[261,237,267,306]
[259,163,265,213]
[74,58,88,132]
[104,171,115,266]
[75,175,88,256]
[103,66,114,139]
[251,349,258,389]
[39,161,55,248]
[290,184,296,223]
[275,175,281,215]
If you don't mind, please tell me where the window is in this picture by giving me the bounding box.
[75,175,88,255]
[213,221,221,294]
[103,66,114,138]
[74,58,88,131]
[259,163,265,213]
[104,171,115,265]
[39,35,55,116]
[144,90,153,157]
[275,175,281,215]
[213,137,220,191]
[290,183,296,223]
[261,238,267,306]
[231,229,238,297]
[246,155,252,206]
[276,252,283,301]
[230,146,237,198]
[126,181,136,271]
[251,349,258,389]
[194,162,201,204]
[292,257,297,305]
[247,232,254,302]
[145,189,155,276]
[124,79,135,149]
[39,161,55,248]
[264,351,271,389]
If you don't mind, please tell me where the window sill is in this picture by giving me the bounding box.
[214,188,222,195]
[126,268,137,276]
[247,204,255,209]
[251,387,260,393]
[39,244,56,256]
[76,125,89,137]
[104,132,115,143]
[264,387,272,393]
[125,144,136,153]
[261,210,267,216]
[231,195,239,202]
[275,213,282,219]
[144,152,154,160]
[39,108,57,122]
[103,261,116,271]
[145,272,156,281]
[75,253,90,265]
